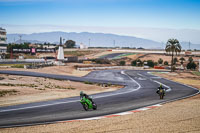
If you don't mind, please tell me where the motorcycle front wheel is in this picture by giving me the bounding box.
[160,93,164,99]
[93,103,97,110]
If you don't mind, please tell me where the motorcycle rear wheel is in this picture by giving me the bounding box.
[83,104,89,111]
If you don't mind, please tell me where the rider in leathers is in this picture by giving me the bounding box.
[80,91,94,104]
[156,84,166,95]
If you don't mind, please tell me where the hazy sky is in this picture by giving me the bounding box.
[0,0,200,43]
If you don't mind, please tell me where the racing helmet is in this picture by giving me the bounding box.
[80,91,84,96]
[160,84,162,88]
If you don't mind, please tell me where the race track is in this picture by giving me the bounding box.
[0,70,199,128]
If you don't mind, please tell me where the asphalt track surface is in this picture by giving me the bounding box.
[0,70,199,128]
[99,53,127,59]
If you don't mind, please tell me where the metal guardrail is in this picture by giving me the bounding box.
[77,66,144,71]
[0,59,46,63]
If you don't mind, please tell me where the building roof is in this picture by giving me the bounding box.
[0,27,6,31]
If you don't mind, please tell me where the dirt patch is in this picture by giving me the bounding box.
[0,63,90,77]
[1,71,200,133]
[0,74,121,107]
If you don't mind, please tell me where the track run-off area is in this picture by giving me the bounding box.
[0,70,199,128]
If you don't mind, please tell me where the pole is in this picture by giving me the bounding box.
[19,35,22,44]
[199,59,200,72]
[89,38,90,48]
[189,41,191,50]
[10,47,13,59]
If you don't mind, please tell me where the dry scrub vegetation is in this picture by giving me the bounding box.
[0,74,120,107]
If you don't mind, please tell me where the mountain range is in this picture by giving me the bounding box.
[7,32,200,50]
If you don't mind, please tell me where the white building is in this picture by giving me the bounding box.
[0,27,7,55]
[0,27,7,45]
[80,43,88,49]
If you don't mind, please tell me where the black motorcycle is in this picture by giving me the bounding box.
[158,89,165,99]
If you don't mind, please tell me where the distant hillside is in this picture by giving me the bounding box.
[7,32,200,50]
[179,42,200,50]
[14,39,45,44]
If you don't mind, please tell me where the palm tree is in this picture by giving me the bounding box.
[173,57,178,65]
[165,39,182,71]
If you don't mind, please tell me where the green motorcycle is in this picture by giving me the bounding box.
[80,96,97,111]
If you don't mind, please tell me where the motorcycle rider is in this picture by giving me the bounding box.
[156,84,166,95]
[80,91,94,104]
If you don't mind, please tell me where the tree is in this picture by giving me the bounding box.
[179,57,185,65]
[187,62,197,70]
[7,43,30,53]
[131,60,137,66]
[164,61,169,66]
[119,60,126,66]
[173,57,178,65]
[188,57,193,63]
[187,57,197,70]
[39,44,43,49]
[136,59,143,66]
[64,40,76,48]
[7,44,12,53]
[158,58,163,65]
[131,59,142,66]
[165,39,181,71]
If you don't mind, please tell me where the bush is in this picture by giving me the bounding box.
[11,64,24,68]
[147,60,154,67]
[131,60,137,66]
[164,61,169,65]
[158,58,163,64]
[119,60,126,66]
[84,81,93,85]
[187,62,197,70]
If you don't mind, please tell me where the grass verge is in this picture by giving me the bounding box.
[192,71,200,76]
